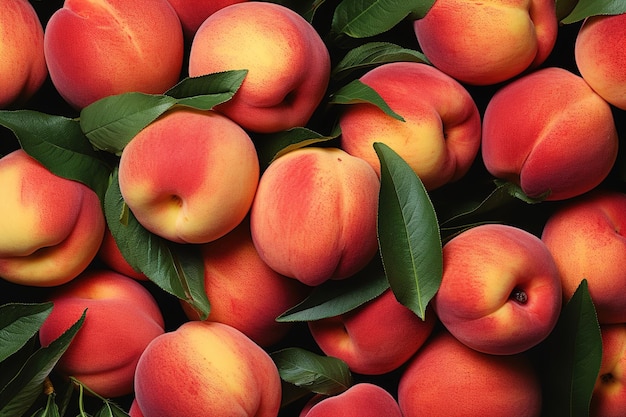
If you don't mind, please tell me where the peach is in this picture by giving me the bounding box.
[398,330,543,417]
[299,383,403,417]
[128,400,144,417]
[118,107,260,244]
[308,289,436,375]
[338,62,481,190]
[181,219,311,347]
[434,223,562,355]
[481,67,619,201]
[188,2,331,133]
[0,149,105,287]
[413,0,558,85]
[44,0,184,109]
[165,0,248,40]
[575,13,626,110]
[97,227,147,281]
[590,324,626,417]
[134,320,281,417]
[38,269,165,398]
[541,190,626,324]
[0,0,47,108]
[249,146,380,286]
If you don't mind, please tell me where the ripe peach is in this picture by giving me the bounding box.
[0,0,47,108]
[308,289,436,375]
[165,0,248,40]
[44,0,184,109]
[590,324,626,417]
[338,62,481,190]
[0,149,105,287]
[181,219,311,347]
[541,190,626,324]
[434,223,562,355]
[398,330,543,417]
[299,383,403,417]
[188,2,331,133]
[575,13,626,110]
[134,320,281,417]
[413,0,558,85]
[250,147,380,286]
[118,107,259,244]
[38,269,165,398]
[481,67,618,201]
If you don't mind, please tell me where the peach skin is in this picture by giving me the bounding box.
[434,223,562,355]
[0,149,105,287]
[188,2,331,133]
[44,0,184,109]
[541,190,626,324]
[590,324,626,417]
[250,146,380,286]
[134,321,282,417]
[481,67,618,201]
[38,269,165,398]
[575,13,626,110]
[181,219,311,347]
[398,330,543,417]
[118,107,259,244]
[299,383,403,417]
[338,61,481,190]
[165,0,248,40]
[0,0,47,108]
[413,0,558,85]
[308,289,436,375]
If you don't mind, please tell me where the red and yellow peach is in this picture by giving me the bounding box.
[299,383,403,417]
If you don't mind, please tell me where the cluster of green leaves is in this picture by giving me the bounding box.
[2,0,625,415]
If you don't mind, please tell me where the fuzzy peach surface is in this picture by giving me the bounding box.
[0,0,47,108]
[339,61,481,190]
[181,219,311,347]
[413,0,558,85]
[481,67,618,201]
[541,190,626,324]
[250,147,380,286]
[590,324,626,417]
[308,289,436,375]
[188,1,330,133]
[134,321,282,417]
[398,330,543,417]
[0,149,105,286]
[300,383,403,417]
[575,13,626,110]
[434,223,562,355]
[118,108,259,244]
[44,0,184,109]
[38,269,165,398]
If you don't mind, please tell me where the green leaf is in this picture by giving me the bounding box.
[93,402,130,417]
[331,0,435,38]
[276,259,389,322]
[270,348,352,396]
[541,279,602,417]
[81,71,248,156]
[0,111,112,199]
[332,42,430,80]
[0,303,53,363]
[374,142,442,320]
[80,93,177,155]
[28,391,60,417]
[0,310,86,417]
[561,0,626,23]
[254,127,339,170]
[329,79,404,122]
[164,70,248,110]
[555,0,580,21]
[103,171,210,320]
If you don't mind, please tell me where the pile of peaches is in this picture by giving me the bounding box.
[1,0,626,416]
